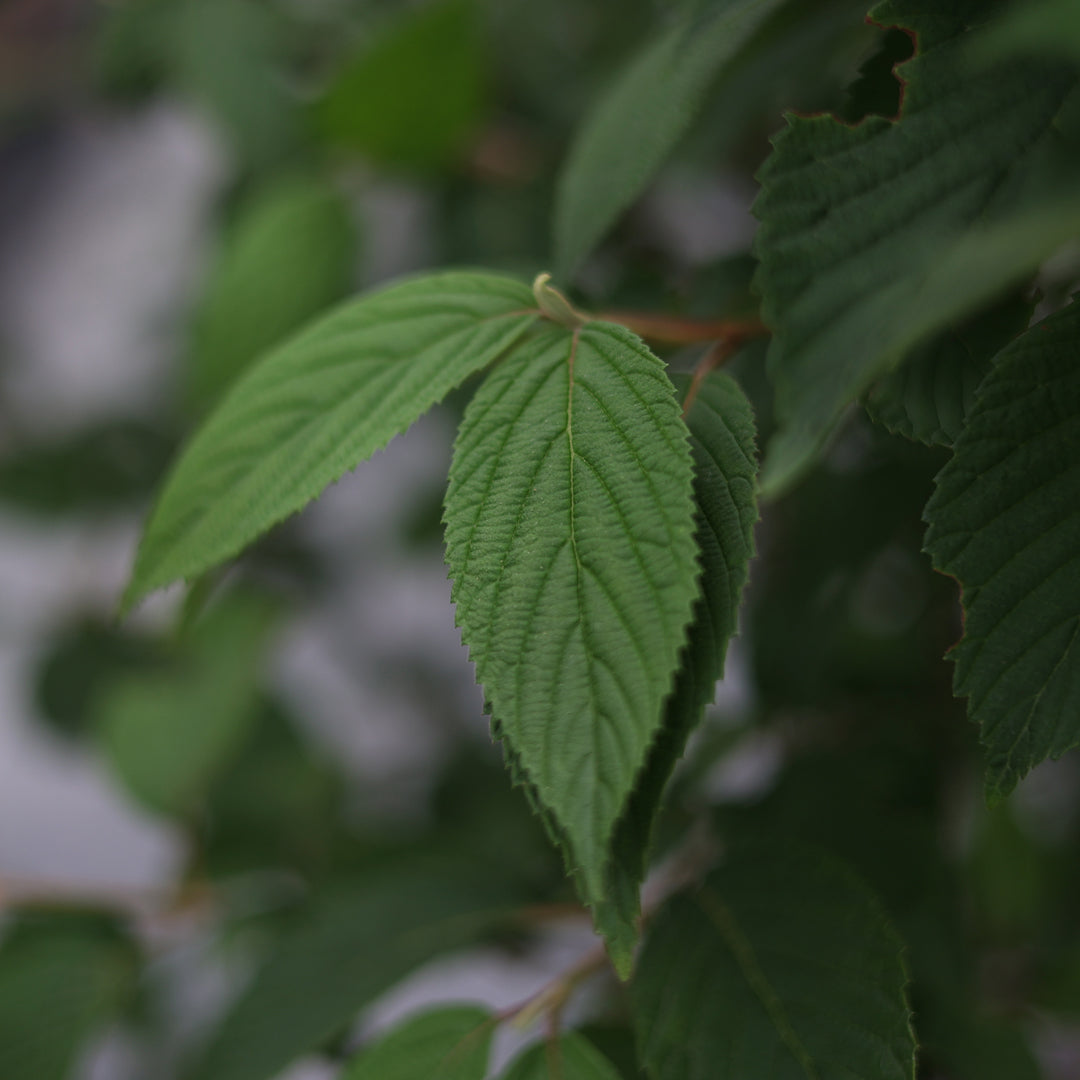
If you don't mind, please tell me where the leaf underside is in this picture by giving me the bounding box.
[592,371,759,972]
[924,299,1080,801]
[553,0,788,282]
[125,271,537,610]
[754,0,1080,493]
[445,321,699,901]
[634,844,916,1080]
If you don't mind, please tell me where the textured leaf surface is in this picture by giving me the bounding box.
[865,294,1033,446]
[445,322,698,899]
[500,1034,623,1080]
[126,271,537,609]
[634,844,915,1080]
[343,1006,492,1080]
[977,0,1080,62]
[187,175,355,412]
[99,594,273,815]
[318,0,485,172]
[754,0,1080,493]
[593,372,758,972]
[0,915,135,1080]
[554,0,787,281]
[191,865,521,1080]
[924,300,1080,801]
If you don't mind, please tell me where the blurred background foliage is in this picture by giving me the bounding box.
[0,1,1078,1078]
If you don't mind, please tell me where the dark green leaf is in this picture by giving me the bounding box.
[0,913,137,1080]
[924,299,1080,801]
[976,0,1080,63]
[554,0,789,281]
[634,844,915,1080]
[444,321,699,902]
[190,864,523,1080]
[500,1034,623,1080]
[865,293,1034,446]
[188,175,355,413]
[125,271,538,610]
[754,0,1080,493]
[343,1006,493,1080]
[318,0,486,172]
[592,371,758,973]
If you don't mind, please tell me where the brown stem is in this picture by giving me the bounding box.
[680,338,741,417]
[597,311,767,348]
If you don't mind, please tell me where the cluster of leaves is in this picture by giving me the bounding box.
[3,0,1080,1078]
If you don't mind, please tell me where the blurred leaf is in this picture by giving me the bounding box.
[554,0,789,281]
[864,292,1034,446]
[190,863,525,1080]
[99,593,276,816]
[35,619,164,741]
[634,844,915,1080]
[318,0,486,172]
[591,371,758,973]
[445,322,698,909]
[976,0,1080,62]
[0,421,174,516]
[578,1025,647,1080]
[754,1,1080,493]
[924,299,1080,802]
[343,1005,493,1080]
[500,1034,623,1080]
[125,271,537,611]
[188,175,356,413]
[0,912,137,1080]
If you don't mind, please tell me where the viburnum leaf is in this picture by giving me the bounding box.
[125,271,537,611]
[553,0,788,282]
[754,0,1080,493]
[499,1034,623,1080]
[634,843,916,1080]
[444,321,699,900]
[924,299,1080,802]
[342,1006,493,1080]
[864,293,1034,447]
[593,371,759,974]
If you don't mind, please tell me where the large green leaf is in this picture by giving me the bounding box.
[976,0,1080,62]
[923,299,1080,801]
[0,914,137,1080]
[99,593,274,816]
[190,864,522,1080]
[553,0,788,281]
[500,1034,623,1080]
[125,271,537,610]
[317,0,486,172]
[634,844,915,1080]
[343,1006,493,1080]
[593,371,758,973]
[754,0,1080,493]
[864,293,1034,447]
[444,321,699,901]
[187,175,355,412]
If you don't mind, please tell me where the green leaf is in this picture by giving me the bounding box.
[975,0,1080,63]
[318,0,486,172]
[500,1034,624,1080]
[554,0,788,281]
[754,0,1080,493]
[444,321,699,901]
[923,299,1080,801]
[125,271,537,611]
[98,593,275,815]
[187,175,356,413]
[190,864,522,1080]
[0,913,137,1080]
[593,371,758,973]
[343,1006,493,1080]
[634,844,916,1080]
[864,293,1034,446]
